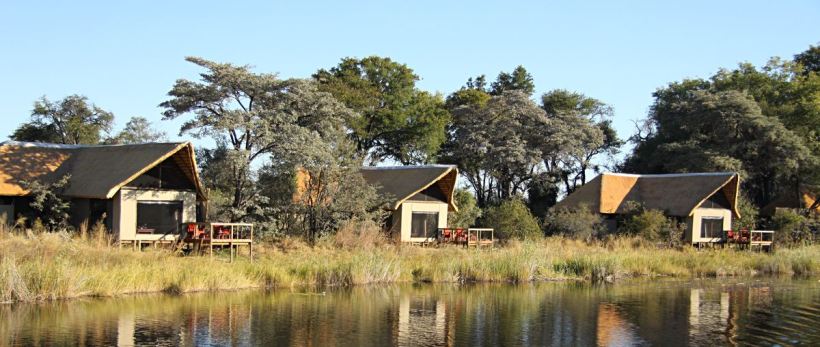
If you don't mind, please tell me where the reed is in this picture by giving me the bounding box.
[0,232,817,303]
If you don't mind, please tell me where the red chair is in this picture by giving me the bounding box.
[442,228,452,242]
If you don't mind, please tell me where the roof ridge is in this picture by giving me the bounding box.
[361,164,457,170]
[603,172,737,178]
[0,140,188,149]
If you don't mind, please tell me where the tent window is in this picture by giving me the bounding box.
[700,217,723,239]
[411,212,438,238]
[136,201,182,235]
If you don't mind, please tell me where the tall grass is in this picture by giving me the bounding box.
[1,231,818,303]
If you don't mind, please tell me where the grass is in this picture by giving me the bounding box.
[1,231,818,303]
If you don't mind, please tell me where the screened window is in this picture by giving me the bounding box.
[700,217,724,239]
[411,212,438,238]
[136,201,182,235]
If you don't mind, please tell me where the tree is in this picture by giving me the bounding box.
[22,175,72,230]
[794,44,820,75]
[623,89,812,205]
[442,91,548,207]
[540,90,622,194]
[490,66,535,96]
[314,56,450,164]
[108,116,167,144]
[161,57,353,221]
[483,198,542,240]
[11,95,114,144]
[448,188,482,228]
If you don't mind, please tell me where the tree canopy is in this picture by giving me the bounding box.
[314,56,450,164]
[11,95,114,144]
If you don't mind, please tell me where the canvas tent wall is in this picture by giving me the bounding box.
[0,141,205,241]
[360,165,458,243]
[554,172,741,244]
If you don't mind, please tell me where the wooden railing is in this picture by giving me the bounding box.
[183,222,254,242]
[436,227,495,247]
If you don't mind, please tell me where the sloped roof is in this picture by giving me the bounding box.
[760,187,819,216]
[0,141,204,200]
[360,165,458,211]
[554,172,740,218]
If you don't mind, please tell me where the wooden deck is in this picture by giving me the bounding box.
[182,222,254,261]
[434,227,496,247]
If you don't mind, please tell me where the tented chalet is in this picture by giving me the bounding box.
[760,187,819,217]
[360,165,458,243]
[554,172,741,245]
[0,141,205,243]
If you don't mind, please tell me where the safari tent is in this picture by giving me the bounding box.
[360,165,458,243]
[0,141,205,243]
[760,187,820,217]
[554,172,741,245]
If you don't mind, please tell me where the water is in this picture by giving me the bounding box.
[1,279,818,346]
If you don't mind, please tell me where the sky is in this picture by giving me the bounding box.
[1,0,818,153]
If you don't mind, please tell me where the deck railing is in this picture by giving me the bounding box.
[436,227,495,247]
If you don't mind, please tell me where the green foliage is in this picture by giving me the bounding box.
[483,198,542,240]
[108,116,167,144]
[161,57,353,221]
[21,175,72,231]
[11,95,113,144]
[526,174,559,220]
[794,44,820,75]
[624,46,820,207]
[733,194,759,230]
[543,205,604,242]
[769,209,815,247]
[490,66,535,96]
[442,91,548,206]
[314,56,450,164]
[448,189,481,228]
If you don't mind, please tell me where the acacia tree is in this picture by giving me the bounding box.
[161,57,354,221]
[108,116,167,144]
[314,56,450,164]
[443,90,547,207]
[541,89,622,193]
[11,95,114,144]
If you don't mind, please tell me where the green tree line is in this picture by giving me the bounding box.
[8,45,818,241]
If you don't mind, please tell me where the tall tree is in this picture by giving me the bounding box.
[442,90,548,207]
[314,56,450,164]
[541,90,622,193]
[161,57,353,221]
[11,95,114,144]
[490,66,535,96]
[623,89,811,205]
[108,116,167,144]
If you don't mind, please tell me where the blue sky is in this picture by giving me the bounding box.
[1,1,818,153]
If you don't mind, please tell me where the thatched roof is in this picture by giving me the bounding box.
[554,172,740,218]
[760,187,819,216]
[360,165,458,211]
[0,141,204,200]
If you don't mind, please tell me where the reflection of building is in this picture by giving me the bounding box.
[596,304,641,346]
[397,293,452,346]
[688,284,773,345]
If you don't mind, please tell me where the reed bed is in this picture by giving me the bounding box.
[1,232,817,303]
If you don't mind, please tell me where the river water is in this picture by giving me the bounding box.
[1,278,818,346]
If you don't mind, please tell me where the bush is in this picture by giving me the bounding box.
[483,198,542,240]
[618,207,685,246]
[770,209,815,246]
[544,205,604,242]
[733,193,759,230]
[449,189,481,228]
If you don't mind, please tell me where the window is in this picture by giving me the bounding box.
[136,201,182,235]
[411,212,439,238]
[700,217,724,239]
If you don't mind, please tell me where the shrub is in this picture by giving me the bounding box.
[449,188,481,228]
[618,207,685,245]
[733,193,759,230]
[483,198,542,240]
[333,219,387,250]
[770,209,814,246]
[21,175,71,231]
[543,205,605,241]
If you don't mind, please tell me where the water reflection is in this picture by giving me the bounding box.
[1,279,818,346]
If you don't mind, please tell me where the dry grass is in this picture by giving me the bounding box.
[1,229,818,303]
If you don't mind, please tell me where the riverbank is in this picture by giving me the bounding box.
[1,233,817,303]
